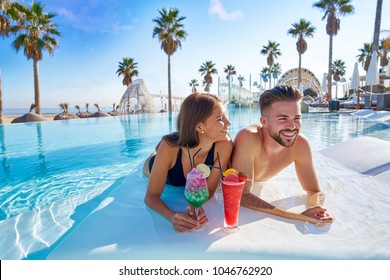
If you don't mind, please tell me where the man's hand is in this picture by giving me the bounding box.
[301,206,334,226]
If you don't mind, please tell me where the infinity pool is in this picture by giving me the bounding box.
[1,108,390,259]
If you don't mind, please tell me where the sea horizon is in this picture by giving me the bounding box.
[0,106,118,115]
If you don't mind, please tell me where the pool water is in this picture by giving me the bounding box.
[1,109,390,220]
[0,108,389,259]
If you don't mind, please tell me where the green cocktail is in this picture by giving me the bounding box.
[184,168,209,218]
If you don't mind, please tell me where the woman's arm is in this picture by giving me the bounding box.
[144,140,202,232]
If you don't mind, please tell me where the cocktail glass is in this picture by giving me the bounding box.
[184,168,209,232]
[221,179,245,232]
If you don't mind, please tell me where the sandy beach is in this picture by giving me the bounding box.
[1,114,57,124]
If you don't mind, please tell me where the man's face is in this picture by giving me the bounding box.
[261,101,302,147]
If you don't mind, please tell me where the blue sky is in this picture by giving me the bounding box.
[0,0,389,109]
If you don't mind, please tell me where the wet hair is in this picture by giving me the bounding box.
[259,85,302,116]
[160,93,222,148]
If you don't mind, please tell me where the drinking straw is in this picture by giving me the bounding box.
[193,148,201,167]
[186,145,193,169]
[216,152,224,179]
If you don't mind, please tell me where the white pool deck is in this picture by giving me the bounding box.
[44,135,390,260]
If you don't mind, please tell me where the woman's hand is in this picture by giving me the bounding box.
[170,206,208,233]
[187,205,209,226]
[301,206,334,226]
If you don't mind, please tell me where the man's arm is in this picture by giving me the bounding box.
[232,128,330,224]
[233,129,304,220]
[294,135,334,224]
[294,135,323,207]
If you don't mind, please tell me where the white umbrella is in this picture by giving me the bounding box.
[386,62,390,77]
[320,73,327,102]
[350,62,361,109]
[365,51,379,93]
[321,73,327,93]
[350,62,360,90]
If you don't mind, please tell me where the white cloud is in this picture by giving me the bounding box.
[208,0,244,21]
[57,8,80,25]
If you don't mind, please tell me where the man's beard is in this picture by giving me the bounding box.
[269,129,299,147]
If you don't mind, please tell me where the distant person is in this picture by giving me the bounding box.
[232,85,334,225]
[144,93,232,232]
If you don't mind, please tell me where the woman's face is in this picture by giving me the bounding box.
[200,103,231,142]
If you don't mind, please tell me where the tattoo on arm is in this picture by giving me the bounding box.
[241,192,275,210]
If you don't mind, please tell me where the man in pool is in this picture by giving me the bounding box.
[231,85,334,225]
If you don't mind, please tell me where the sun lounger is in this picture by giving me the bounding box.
[320,136,390,176]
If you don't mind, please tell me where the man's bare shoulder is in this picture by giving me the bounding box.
[234,124,262,144]
[295,133,311,148]
[235,124,261,137]
[291,133,313,160]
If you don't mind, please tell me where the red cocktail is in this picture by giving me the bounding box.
[221,171,246,231]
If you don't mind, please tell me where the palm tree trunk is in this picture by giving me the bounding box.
[298,53,302,89]
[269,72,272,89]
[372,0,382,52]
[167,54,172,112]
[327,34,333,101]
[33,59,41,114]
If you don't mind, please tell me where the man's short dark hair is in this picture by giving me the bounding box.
[259,85,302,115]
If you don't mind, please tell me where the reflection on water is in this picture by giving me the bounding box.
[0,126,11,181]
[36,123,48,174]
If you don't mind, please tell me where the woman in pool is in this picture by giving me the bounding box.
[143,93,232,233]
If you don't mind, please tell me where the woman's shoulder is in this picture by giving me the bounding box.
[157,138,181,154]
[215,139,233,151]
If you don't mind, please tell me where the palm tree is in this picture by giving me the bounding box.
[383,37,390,50]
[379,38,389,68]
[260,67,270,89]
[332,59,346,98]
[357,43,373,71]
[116,57,139,87]
[287,19,316,89]
[372,0,383,53]
[199,61,218,92]
[152,8,187,112]
[1,0,16,38]
[260,41,281,88]
[188,79,199,93]
[116,58,138,114]
[201,79,208,92]
[10,2,61,115]
[1,0,23,124]
[237,75,245,105]
[237,75,245,87]
[332,59,346,82]
[270,63,282,86]
[224,65,236,103]
[313,0,354,101]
